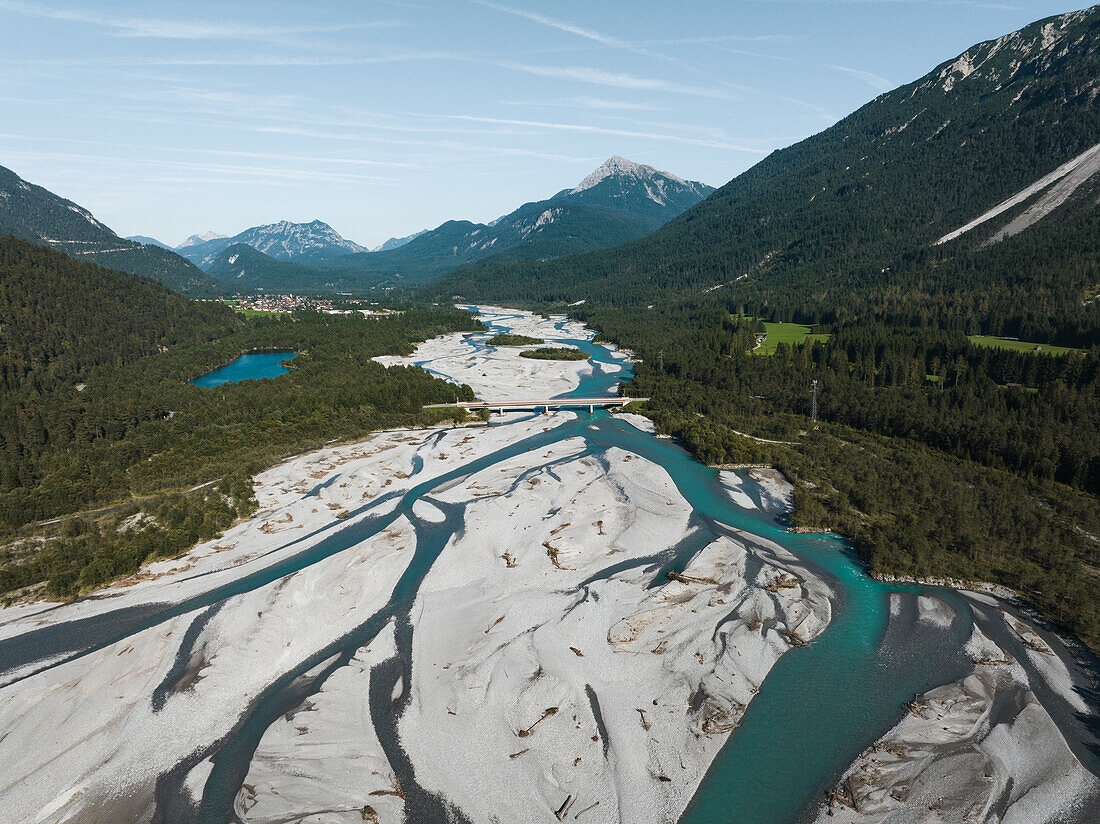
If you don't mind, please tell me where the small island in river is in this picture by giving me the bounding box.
[487,333,544,346]
[520,346,589,361]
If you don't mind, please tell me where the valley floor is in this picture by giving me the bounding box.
[0,307,1095,824]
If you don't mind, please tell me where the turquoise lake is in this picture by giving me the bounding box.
[190,351,298,388]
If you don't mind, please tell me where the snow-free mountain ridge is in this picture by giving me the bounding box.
[572,155,687,195]
[125,235,175,251]
[372,229,428,252]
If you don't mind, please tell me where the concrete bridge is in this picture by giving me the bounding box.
[424,397,647,414]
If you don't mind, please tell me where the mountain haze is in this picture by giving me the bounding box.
[178,231,227,249]
[126,235,175,250]
[179,157,714,293]
[373,229,428,252]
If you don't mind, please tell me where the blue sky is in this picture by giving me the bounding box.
[0,0,1083,247]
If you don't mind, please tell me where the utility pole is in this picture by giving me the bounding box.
[811,379,818,424]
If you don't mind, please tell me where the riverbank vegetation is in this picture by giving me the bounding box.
[0,239,481,598]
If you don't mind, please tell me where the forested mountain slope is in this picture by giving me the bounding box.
[435,7,1099,344]
[339,201,648,286]
[0,237,239,505]
[428,7,1100,648]
[0,166,226,296]
[0,238,237,399]
[206,243,332,291]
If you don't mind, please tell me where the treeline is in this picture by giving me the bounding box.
[488,334,543,346]
[584,306,1100,492]
[720,208,1100,349]
[520,347,588,361]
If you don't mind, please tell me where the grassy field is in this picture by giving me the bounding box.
[968,335,1083,356]
[753,320,831,355]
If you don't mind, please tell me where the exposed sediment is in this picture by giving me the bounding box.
[816,603,1100,824]
[374,305,630,400]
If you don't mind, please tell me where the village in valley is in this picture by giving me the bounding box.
[218,294,399,317]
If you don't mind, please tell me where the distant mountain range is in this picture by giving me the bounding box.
[206,243,350,292]
[434,6,1100,333]
[177,231,227,249]
[0,165,225,296]
[1,153,711,296]
[176,220,367,269]
[165,156,713,292]
[336,156,713,287]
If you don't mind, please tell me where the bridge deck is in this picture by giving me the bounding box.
[424,397,647,411]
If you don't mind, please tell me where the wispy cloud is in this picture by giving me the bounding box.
[469,0,678,63]
[408,113,769,153]
[500,96,665,112]
[744,0,1018,8]
[709,45,795,63]
[640,33,801,46]
[4,51,461,69]
[0,132,426,169]
[470,1,625,48]
[493,61,729,98]
[824,64,894,91]
[0,148,403,185]
[0,0,401,43]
